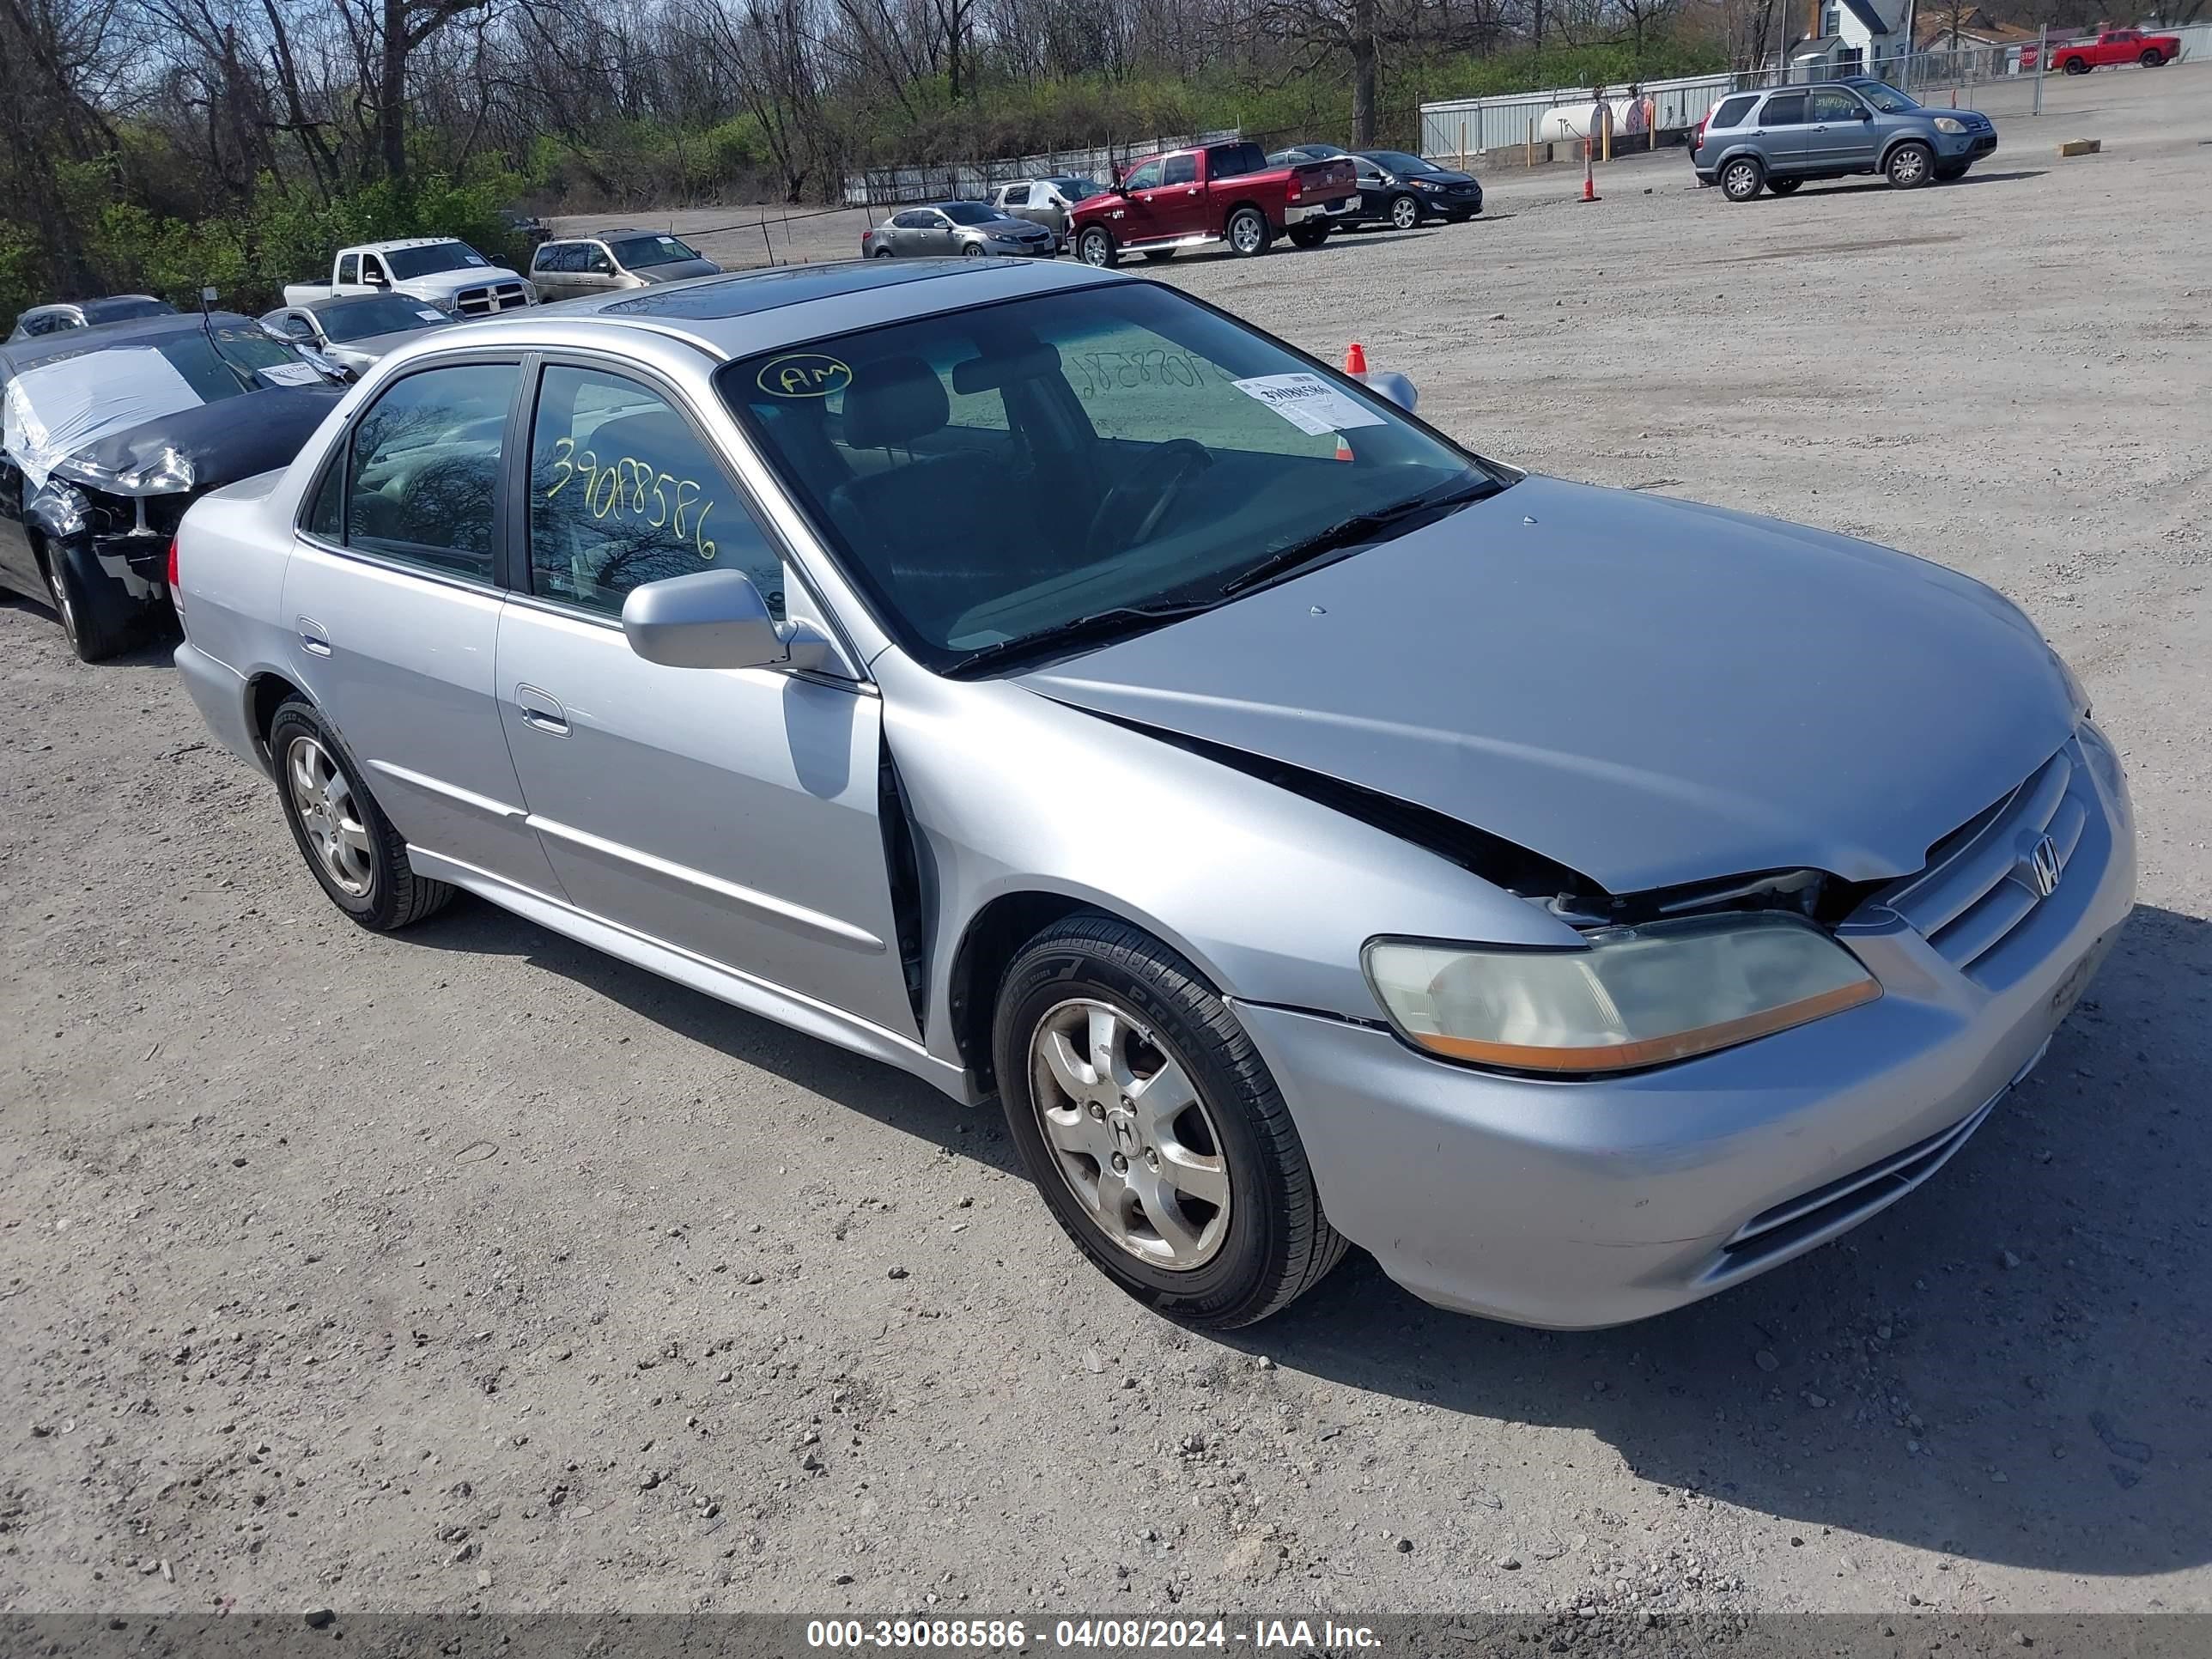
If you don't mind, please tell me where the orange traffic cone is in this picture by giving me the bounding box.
[1344,342,1368,374]
[1580,152,1600,204]
[1334,434,1355,462]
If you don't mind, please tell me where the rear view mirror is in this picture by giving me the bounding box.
[622,568,832,673]
[1359,370,1419,414]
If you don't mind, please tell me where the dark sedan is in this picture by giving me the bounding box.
[0,313,343,659]
[1267,146,1484,228]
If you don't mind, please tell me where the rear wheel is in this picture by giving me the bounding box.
[1286,223,1328,247]
[993,913,1347,1328]
[1766,176,1803,195]
[1225,206,1272,258]
[2140,47,2164,66]
[1720,155,1765,201]
[1886,141,1934,189]
[1077,226,1117,268]
[2063,54,2089,73]
[871,246,894,258]
[268,698,454,932]
[1386,192,1420,230]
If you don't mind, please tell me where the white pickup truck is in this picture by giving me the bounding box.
[281,238,536,318]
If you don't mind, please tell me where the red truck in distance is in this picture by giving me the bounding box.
[2029,28,2182,72]
[1067,142,1359,268]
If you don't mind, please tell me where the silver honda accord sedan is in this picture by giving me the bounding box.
[170,258,2134,1330]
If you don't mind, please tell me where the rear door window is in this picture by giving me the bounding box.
[341,362,519,582]
[1759,92,1809,125]
[1163,155,1198,186]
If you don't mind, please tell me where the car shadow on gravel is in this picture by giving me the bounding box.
[398,898,1027,1176]
[1790,169,2049,199]
[1228,901,2212,1579]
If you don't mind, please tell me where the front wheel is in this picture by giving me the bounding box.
[1766,176,1803,195]
[961,242,986,257]
[871,246,894,258]
[269,698,454,932]
[42,541,136,662]
[1720,155,1765,201]
[1225,206,1272,258]
[993,914,1348,1328]
[1886,141,1934,189]
[1387,192,1420,230]
[1077,226,1117,268]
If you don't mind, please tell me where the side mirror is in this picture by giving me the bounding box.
[621,568,831,673]
[1860,109,1874,120]
[1358,369,1419,414]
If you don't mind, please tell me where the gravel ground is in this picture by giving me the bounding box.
[5,64,2209,1622]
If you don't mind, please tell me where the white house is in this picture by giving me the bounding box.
[1790,0,1915,76]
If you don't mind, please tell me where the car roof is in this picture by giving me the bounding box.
[351,237,470,252]
[0,310,264,381]
[418,258,1127,364]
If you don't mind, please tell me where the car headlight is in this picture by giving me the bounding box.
[1933,117,1967,134]
[1364,914,1878,1074]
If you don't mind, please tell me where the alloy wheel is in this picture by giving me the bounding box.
[46,563,79,645]
[1723,159,1761,200]
[1229,213,1265,254]
[286,734,374,897]
[1079,229,1112,266]
[1889,145,1928,186]
[1389,195,1419,229]
[1027,997,1231,1270]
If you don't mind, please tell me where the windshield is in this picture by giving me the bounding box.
[608,234,703,269]
[1365,151,1438,173]
[942,203,1006,226]
[1853,82,1919,112]
[721,283,1499,672]
[383,242,491,279]
[82,296,176,324]
[317,295,448,341]
[148,326,324,397]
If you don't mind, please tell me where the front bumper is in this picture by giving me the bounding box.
[1235,720,2135,1328]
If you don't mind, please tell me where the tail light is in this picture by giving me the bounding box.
[167,536,184,625]
[1694,113,1709,150]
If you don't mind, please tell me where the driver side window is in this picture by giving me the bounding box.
[1124,161,1164,191]
[526,365,784,621]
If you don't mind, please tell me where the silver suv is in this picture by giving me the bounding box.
[1692,79,1997,201]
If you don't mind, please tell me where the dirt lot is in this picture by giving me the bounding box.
[5,64,2209,1623]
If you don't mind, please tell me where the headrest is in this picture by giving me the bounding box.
[840,356,948,450]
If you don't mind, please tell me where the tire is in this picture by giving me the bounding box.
[267,697,454,932]
[1386,192,1420,230]
[1141,248,1176,264]
[1285,223,1326,247]
[1720,155,1765,201]
[992,913,1348,1328]
[1224,206,1272,258]
[42,540,134,663]
[1885,140,1935,189]
[961,242,985,257]
[871,246,894,258]
[1077,226,1117,268]
[1766,176,1803,195]
[2063,55,2088,74]
[2140,48,2164,66]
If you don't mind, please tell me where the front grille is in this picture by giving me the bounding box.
[1873,740,2086,978]
[453,282,531,315]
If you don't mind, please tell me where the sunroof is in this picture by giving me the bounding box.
[602,262,975,320]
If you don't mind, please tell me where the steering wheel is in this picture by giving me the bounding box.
[1085,439,1215,559]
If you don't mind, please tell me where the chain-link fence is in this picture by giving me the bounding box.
[840,132,1243,209]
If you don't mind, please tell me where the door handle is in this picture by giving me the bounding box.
[514,684,570,737]
[298,617,332,657]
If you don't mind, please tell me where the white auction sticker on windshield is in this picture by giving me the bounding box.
[1231,372,1386,436]
[415,307,445,321]
[259,362,325,386]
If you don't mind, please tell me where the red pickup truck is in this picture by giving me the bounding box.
[2032,27,2181,72]
[1067,142,1359,268]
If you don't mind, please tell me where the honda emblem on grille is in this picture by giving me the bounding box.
[2027,834,2062,899]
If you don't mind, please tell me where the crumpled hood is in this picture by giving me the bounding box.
[52,385,343,496]
[1020,476,2076,894]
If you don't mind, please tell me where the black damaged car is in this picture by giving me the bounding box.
[0,312,344,660]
